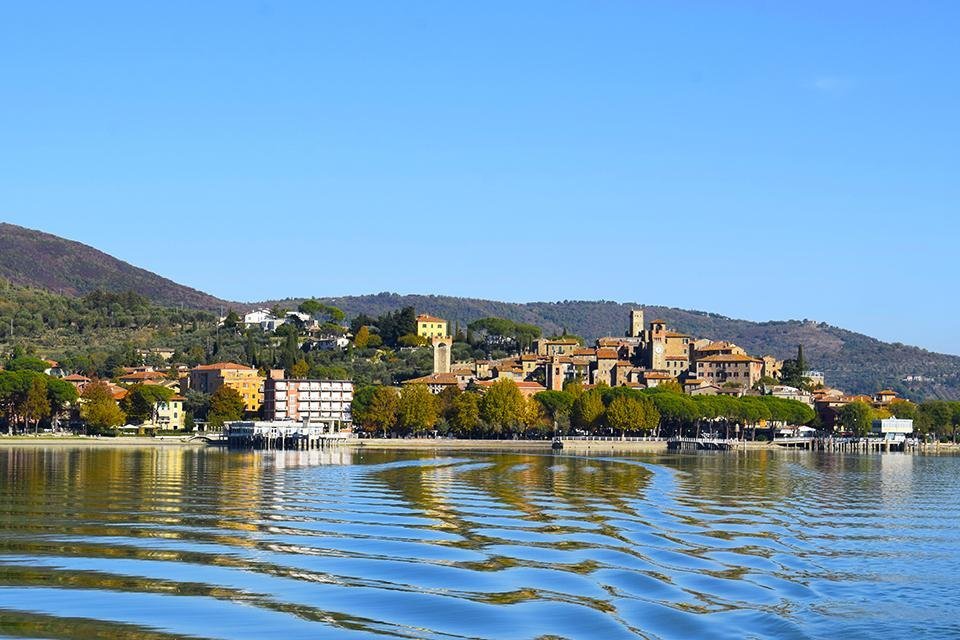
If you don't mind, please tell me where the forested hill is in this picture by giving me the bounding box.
[2,223,957,399]
[0,223,228,310]
[295,293,960,400]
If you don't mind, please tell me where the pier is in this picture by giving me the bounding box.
[225,420,353,450]
[667,437,734,451]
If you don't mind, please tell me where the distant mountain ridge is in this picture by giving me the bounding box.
[1,222,958,399]
[0,223,228,310]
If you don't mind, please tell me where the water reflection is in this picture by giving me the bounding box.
[1,446,958,639]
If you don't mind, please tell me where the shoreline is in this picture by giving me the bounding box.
[348,438,777,453]
[1,435,957,454]
[0,436,206,447]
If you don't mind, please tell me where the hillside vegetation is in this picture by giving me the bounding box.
[287,293,960,399]
[2,224,957,400]
[0,223,227,309]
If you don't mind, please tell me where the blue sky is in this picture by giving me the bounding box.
[1,2,958,353]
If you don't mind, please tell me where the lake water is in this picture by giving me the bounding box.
[0,446,958,639]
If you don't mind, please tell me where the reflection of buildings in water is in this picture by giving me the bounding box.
[879,453,914,507]
[264,448,358,470]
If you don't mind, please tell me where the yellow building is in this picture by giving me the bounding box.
[416,314,448,339]
[189,362,264,413]
[154,395,185,430]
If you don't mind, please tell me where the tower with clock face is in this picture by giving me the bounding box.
[651,342,666,370]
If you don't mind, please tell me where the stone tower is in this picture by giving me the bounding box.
[546,356,565,391]
[629,308,645,338]
[432,336,452,374]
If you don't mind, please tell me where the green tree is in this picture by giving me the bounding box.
[449,392,481,434]
[290,359,310,379]
[534,390,575,422]
[208,385,245,427]
[46,377,78,430]
[571,389,605,431]
[888,398,917,420]
[122,384,175,425]
[479,379,524,434]
[657,379,683,394]
[352,386,399,435]
[298,299,323,316]
[398,333,429,348]
[397,384,439,434]
[354,326,371,349]
[780,344,810,389]
[222,309,241,331]
[80,381,126,433]
[917,400,953,441]
[838,401,874,436]
[21,375,50,432]
[606,395,659,438]
[5,356,49,373]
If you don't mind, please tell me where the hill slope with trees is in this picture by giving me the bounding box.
[0,223,228,310]
[1,225,957,400]
[293,293,960,399]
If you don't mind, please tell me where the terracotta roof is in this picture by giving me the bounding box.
[64,374,91,382]
[193,362,255,371]
[119,371,167,381]
[664,331,690,338]
[650,319,667,324]
[477,379,546,390]
[44,359,59,367]
[877,389,897,396]
[168,395,186,401]
[665,355,688,361]
[644,371,674,379]
[684,378,705,385]
[416,314,446,323]
[520,354,540,361]
[697,341,738,352]
[546,339,579,345]
[697,354,761,363]
[596,348,619,359]
[403,373,461,385]
[573,348,596,356]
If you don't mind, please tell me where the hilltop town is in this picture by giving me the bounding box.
[2,300,956,442]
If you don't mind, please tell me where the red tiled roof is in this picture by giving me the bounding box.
[416,314,446,323]
[193,362,255,371]
[64,374,91,382]
[475,379,546,390]
[644,371,674,379]
[403,373,462,385]
[697,354,761,363]
[596,348,619,359]
[119,371,166,381]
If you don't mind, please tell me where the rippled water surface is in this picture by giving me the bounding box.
[1,446,958,639]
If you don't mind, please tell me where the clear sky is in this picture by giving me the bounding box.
[1,2,958,354]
